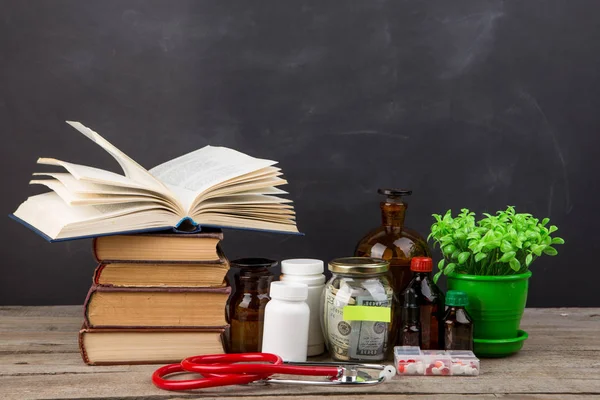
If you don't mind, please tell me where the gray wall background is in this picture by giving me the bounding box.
[1,0,597,306]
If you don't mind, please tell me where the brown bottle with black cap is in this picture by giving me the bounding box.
[354,189,431,295]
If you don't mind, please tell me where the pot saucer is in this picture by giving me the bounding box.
[473,329,528,358]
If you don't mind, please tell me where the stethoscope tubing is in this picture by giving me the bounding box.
[152,353,340,391]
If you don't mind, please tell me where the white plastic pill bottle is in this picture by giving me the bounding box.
[261,281,310,362]
[280,258,326,356]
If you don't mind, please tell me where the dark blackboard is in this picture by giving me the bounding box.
[1,0,597,306]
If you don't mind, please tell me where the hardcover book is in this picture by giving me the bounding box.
[92,230,225,262]
[83,285,231,328]
[93,260,229,288]
[10,121,299,241]
[79,325,228,365]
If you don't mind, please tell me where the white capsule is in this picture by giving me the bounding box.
[451,364,464,375]
[416,362,425,375]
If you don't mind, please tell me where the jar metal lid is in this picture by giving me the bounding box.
[328,257,389,275]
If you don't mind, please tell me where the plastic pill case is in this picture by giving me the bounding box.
[394,347,480,376]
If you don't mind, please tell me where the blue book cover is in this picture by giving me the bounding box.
[9,213,303,242]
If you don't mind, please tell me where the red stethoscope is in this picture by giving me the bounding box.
[152,353,396,391]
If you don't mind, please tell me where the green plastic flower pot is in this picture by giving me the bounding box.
[473,330,528,358]
[447,271,531,341]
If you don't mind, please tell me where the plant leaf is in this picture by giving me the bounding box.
[458,252,470,265]
[543,246,558,256]
[444,244,457,255]
[499,251,516,263]
[532,245,544,257]
[438,259,445,271]
[549,225,558,233]
[509,258,521,271]
[500,240,513,253]
[551,237,565,245]
[434,271,443,284]
[541,218,550,226]
[445,263,456,275]
[474,252,487,262]
[525,253,533,267]
[454,231,467,240]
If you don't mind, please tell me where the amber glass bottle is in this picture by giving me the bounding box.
[443,290,473,351]
[403,257,445,350]
[399,289,422,347]
[354,189,431,295]
[227,258,276,353]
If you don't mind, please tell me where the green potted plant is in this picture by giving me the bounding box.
[429,206,564,357]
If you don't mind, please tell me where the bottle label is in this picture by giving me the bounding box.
[324,287,392,361]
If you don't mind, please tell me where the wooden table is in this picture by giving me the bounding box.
[0,306,599,399]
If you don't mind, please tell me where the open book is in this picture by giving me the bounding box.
[10,122,299,241]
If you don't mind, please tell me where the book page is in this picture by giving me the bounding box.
[192,213,299,233]
[12,192,177,240]
[208,166,283,188]
[210,187,288,197]
[33,172,166,196]
[149,146,276,210]
[36,159,185,215]
[198,194,292,206]
[66,122,169,193]
[29,179,178,209]
[162,183,198,213]
[38,158,149,188]
[202,207,296,216]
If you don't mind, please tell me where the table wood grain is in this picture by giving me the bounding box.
[0,306,599,399]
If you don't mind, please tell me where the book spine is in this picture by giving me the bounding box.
[92,264,105,285]
[91,238,100,263]
[78,327,91,365]
[82,285,97,329]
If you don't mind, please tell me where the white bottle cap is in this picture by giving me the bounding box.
[281,259,324,275]
[269,281,308,301]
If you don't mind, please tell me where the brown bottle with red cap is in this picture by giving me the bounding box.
[401,257,445,349]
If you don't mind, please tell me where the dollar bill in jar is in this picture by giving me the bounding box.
[323,257,393,362]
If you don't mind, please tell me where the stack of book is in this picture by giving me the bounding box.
[10,121,300,365]
[79,230,230,365]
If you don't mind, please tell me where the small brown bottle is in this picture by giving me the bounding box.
[402,257,445,349]
[443,290,473,351]
[227,258,276,353]
[400,289,421,346]
[354,189,431,295]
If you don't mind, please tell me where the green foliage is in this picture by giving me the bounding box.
[429,206,564,283]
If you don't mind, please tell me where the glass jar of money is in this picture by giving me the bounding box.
[321,257,394,362]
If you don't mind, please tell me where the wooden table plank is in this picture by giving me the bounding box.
[0,306,599,399]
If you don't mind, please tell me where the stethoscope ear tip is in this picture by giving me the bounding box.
[379,365,397,382]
